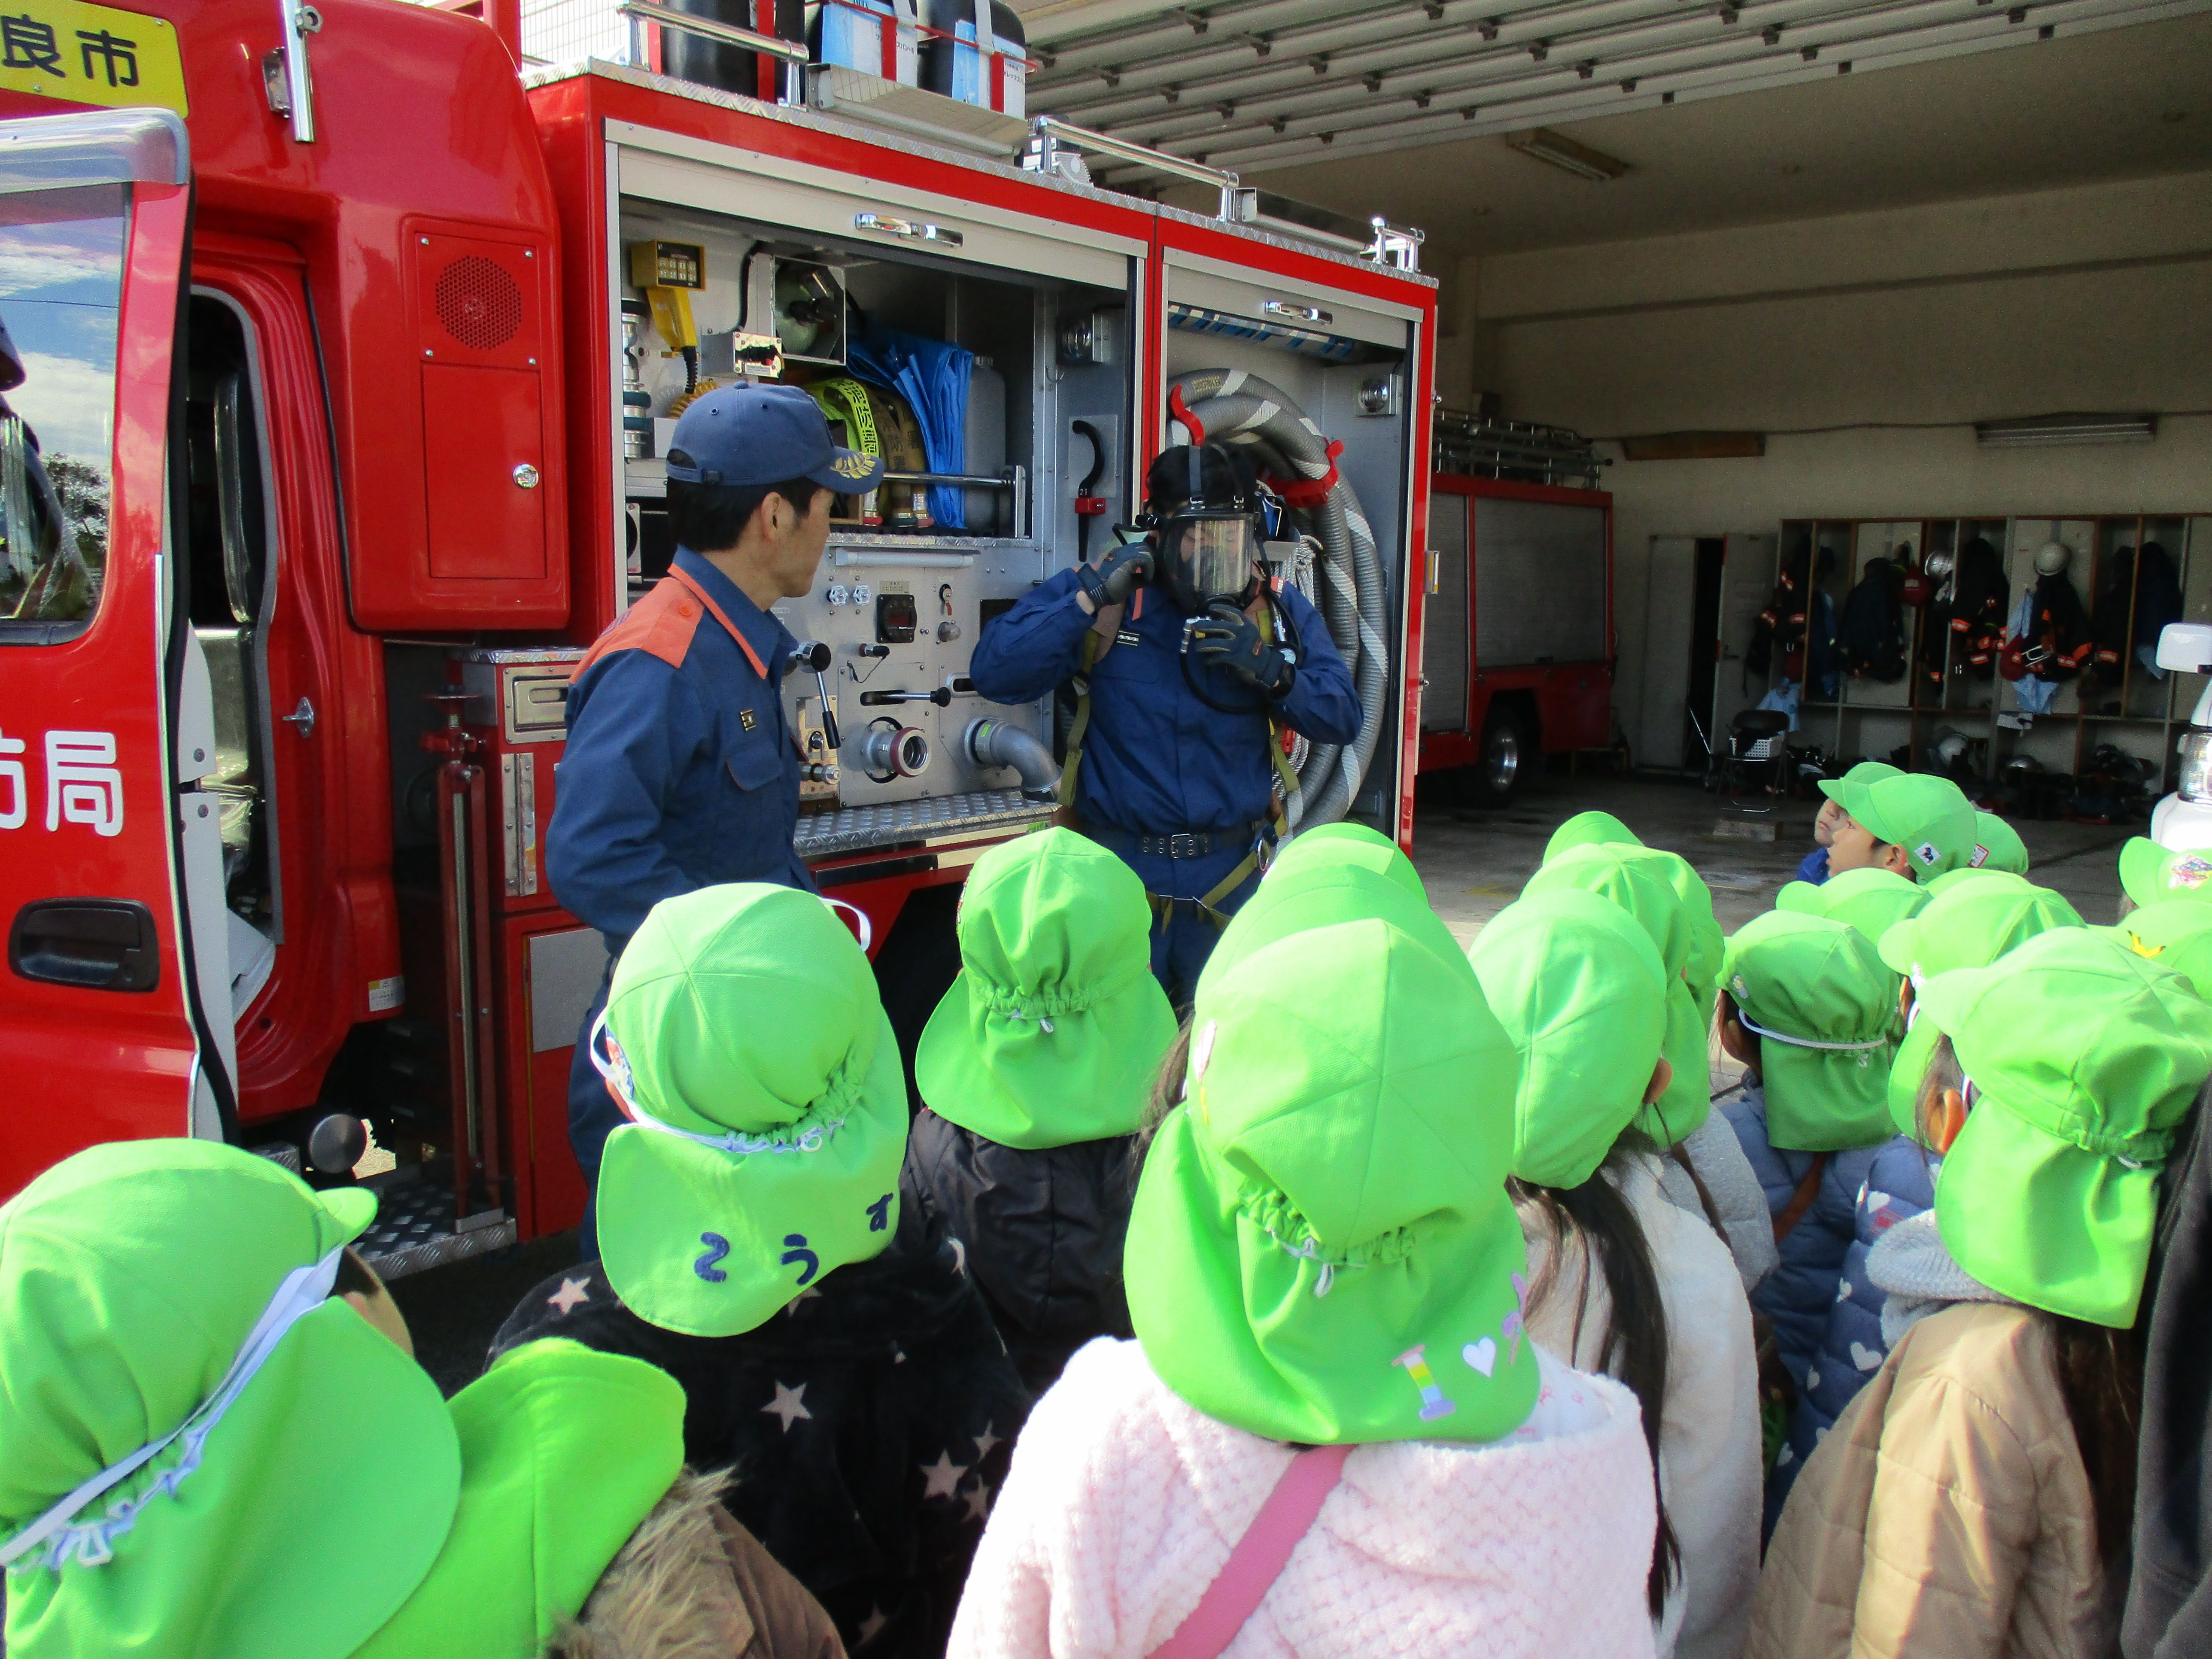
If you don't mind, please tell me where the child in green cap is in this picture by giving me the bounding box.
[1713,908,1900,1524]
[1523,833,1779,1297]
[494,881,1030,1658]
[0,1139,844,1659]
[901,828,1177,1393]
[949,900,1664,1659]
[1798,760,1900,886]
[1472,889,1761,1659]
[1815,769,1976,882]
[1752,928,2212,1659]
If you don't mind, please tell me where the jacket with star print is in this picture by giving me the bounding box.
[491,1211,1032,1659]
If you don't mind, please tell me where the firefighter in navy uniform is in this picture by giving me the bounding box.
[546,383,881,1245]
[970,441,1361,1007]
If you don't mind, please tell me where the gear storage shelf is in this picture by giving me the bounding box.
[1747,512,2212,810]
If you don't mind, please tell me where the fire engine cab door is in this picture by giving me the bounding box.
[0,109,229,1197]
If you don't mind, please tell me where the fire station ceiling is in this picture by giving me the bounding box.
[1015,1,2212,255]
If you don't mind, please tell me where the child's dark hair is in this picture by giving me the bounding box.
[1128,1018,1195,1200]
[1912,1027,2150,1565]
[333,1245,382,1301]
[665,470,823,553]
[1716,987,1759,1069]
[1513,1141,1681,1618]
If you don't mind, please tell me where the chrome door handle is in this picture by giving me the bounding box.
[282,696,315,738]
[854,213,963,247]
[512,463,541,489]
[1263,299,1331,325]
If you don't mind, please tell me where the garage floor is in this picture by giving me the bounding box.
[1414,773,2130,945]
[392,774,2133,1393]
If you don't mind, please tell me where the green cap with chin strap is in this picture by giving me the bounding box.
[917,828,1176,1150]
[1918,927,2212,1328]
[1128,912,1539,1445]
[0,1139,459,1659]
[1538,814,1724,1008]
[1721,909,1899,1151]
[2120,837,2212,910]
[1776,865,1931,950]
[1469,890,1670,1191]
[1967,812,2030,875]
[353,1338,686,1659]
[1816,771,1977,878]
[1522,841,1715,1147]
[593,882,909,1339]
[1199,820,1471,1000]
[1879,876,2084,1133]
[2102,899,2212,1000]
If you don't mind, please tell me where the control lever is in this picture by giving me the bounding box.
[1071,419,1107,565]
[859,687,954,708]
[789,640,837,749]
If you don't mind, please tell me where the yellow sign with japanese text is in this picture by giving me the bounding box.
[0,1,186,115]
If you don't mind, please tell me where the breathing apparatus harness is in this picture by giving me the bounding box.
[1058,437,1304,926]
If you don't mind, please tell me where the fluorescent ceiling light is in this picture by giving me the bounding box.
[1500,127,1632,180]
[1975,413,2157,447]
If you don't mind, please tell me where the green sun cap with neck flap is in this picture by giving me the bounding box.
[1539,814,1724,1003]
[0,1139,458,1659]
[355,1338,685,1659]
[2120,837,2212,911]
[1522,842,1713,1146]
[595,883,908,1338]
[2102,900,2212,1000]
[1776,865,1931,950]
[1967,811,2030,875]
[1128,914,1539,1446]
[1722,909,1899,1151]
[1199,821,1469,1000]
[1879,875,2084,1133]
[1542,809,1641,864]
[1469,890,1670,1191]
[917,828,1176,1150]
[1837,760,1902,789]
[1918,927,2212,1328]
[1816,772,1977,878]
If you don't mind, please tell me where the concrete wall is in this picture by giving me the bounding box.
[1465,168,2212,766]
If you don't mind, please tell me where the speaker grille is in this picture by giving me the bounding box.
[434,256,523,351]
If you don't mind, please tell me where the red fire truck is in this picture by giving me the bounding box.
[0,0,1436,1274]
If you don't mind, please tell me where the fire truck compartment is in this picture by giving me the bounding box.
[612,174,1134,852]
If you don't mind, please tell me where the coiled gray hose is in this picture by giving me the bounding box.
[1168,369,1388,829]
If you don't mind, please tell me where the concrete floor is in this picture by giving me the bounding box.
[1412,772,2130,946]
[393,772,2134,1392]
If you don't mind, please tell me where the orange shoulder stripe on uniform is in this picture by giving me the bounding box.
[572,579,706,682]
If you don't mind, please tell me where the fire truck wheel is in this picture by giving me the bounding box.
[1470,702,1533,809]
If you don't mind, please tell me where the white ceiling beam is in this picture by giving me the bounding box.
[1087,0,2209,177]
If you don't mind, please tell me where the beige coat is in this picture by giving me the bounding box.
[1749,1300,2114,1659]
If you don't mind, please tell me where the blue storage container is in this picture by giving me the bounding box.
[808,0,918,83]
[920,0,1025,116]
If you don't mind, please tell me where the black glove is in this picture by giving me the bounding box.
[1187,605,1295,697]
[1077,543,1154,609]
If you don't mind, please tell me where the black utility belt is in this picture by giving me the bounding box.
[1091,824,1266,862]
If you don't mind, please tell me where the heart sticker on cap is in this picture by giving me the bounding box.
[1463,1337,1498,1376]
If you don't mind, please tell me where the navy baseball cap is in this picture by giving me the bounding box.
[663,382,883,493]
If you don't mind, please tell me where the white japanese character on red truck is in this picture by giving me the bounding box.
[44,729,121,837]
[0,726,22,830]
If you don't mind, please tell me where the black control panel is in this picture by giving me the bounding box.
[875,591,918,643]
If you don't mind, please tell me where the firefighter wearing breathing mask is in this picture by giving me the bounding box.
[971,441,1360,1007]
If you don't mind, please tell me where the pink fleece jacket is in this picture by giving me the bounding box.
[948,1336,1659,1659]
